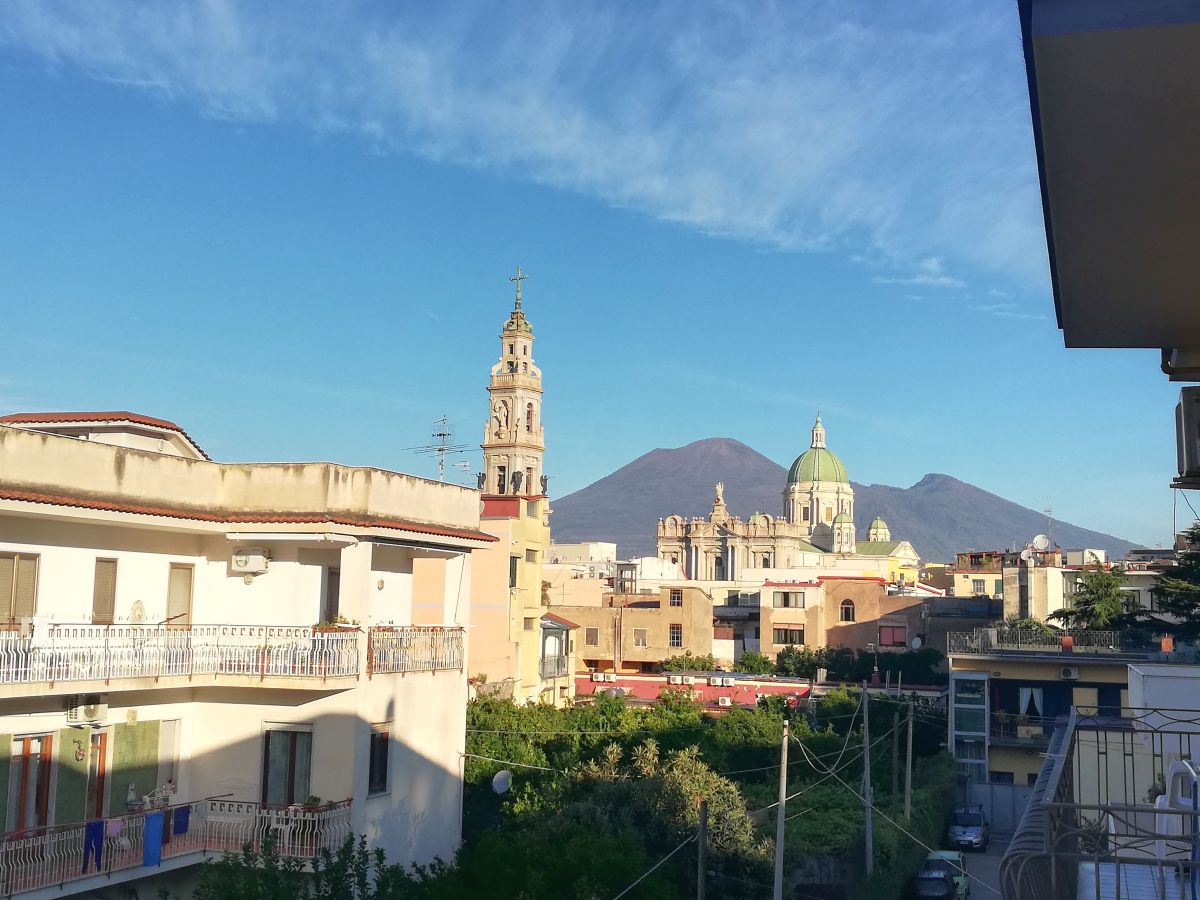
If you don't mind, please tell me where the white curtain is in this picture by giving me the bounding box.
[1019,687,1044,718]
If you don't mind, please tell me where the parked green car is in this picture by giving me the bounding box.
[919,850,969,898]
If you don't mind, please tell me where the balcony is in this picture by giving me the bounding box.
[0,624,360,690]
[1000,707,1200,900]
[947,628,1146,657]
[367,625,463,675]
[0,798,351,895]
[989,713,1054,749]
[539,655,569,679]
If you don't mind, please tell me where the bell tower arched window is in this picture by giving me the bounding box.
[526,403,534,432]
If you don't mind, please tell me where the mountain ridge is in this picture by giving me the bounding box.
[550,438,1134,563]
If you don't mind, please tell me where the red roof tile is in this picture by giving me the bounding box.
[542,612,580,629]
[0,411,210,460]
[0,488,497,544]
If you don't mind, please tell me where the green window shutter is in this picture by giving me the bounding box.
[55,727,91,826]
[110,721,161,816]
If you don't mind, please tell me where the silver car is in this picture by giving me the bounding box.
[947,804,989,850]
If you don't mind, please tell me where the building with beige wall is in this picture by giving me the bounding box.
[0,413,487,898]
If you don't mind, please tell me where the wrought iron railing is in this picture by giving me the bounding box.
[0,798,351,895]
[1001,707,1200,900]
[0,624,360,685]
[539,655,569,679]
[947,628,1132,655]
[989,713,1055,747]
[368,626,463,675]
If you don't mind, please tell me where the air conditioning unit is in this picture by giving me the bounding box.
[603,673,617,683]
[717,696,733,707]
[1177,386,1200,479]
[66,694,107,722]
[667,675,684,685]
[709,676,724,686]
[723,677,737,687]
[231,548,269,575]
[1060,666,1080,680]
[682,676,697,685]
[591,673,605,683]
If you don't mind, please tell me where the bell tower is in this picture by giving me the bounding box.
[482,266,545,496]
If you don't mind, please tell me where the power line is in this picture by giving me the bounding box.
[461,753,560,772]
[609,834,696,900]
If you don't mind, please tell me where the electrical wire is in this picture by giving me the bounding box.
[460,753,560,772]
[609,834,696,900]
[822,766,1003,897]
[1179,486,1200,523]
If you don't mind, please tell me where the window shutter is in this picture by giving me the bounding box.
[92,559,117,625]
[12,557,37,622]
[167,565,193,625]
[0,557,14,623]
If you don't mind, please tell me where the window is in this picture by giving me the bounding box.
[8,734,52,831]
[523,345,528,356]
[527,501,538,517]
[669,590,683,607]
[166,563,193,626]
[262,728,312,807]
[508,343,514,355]
[989,771,1014,785]
[839,599,855,622]
[368,725,390,795]
[668,624,683,648]
[773,591,804,609]
[509,556,519,588]
[523,617,536,631]
[971,579,986,594]
[1027,773,1039,787]
[86,731,109,819]
[158,719,180,794]
[497,465,507,495]
[525,467,534,491]
[526,403,534,432]
[322,568,341,623]
[92,558,117,625]
[993,579,1003,596]
[633,628,648,647]
[802,507,810,522]
[525,549,538,563]
[773,627,804,645]
[585,627,599,646]
[824,507,833,523]
[879,624,907,647]
[0,553,38,624]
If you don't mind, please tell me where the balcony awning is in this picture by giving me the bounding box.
[1019,0,1200,357]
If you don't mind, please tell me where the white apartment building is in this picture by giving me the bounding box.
[0,412,491,898]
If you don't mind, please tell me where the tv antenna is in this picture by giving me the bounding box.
[405,417,469,481]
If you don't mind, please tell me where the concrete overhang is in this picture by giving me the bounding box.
[1019,0,1200,359]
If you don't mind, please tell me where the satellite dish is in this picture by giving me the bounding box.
[910,636,923,650]
[602,687,625,698]
[1020,549,1033,562]
[130,600,146,624]
[491,770,512,795]
[1032,534,1051,551]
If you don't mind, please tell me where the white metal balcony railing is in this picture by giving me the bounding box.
[0,624,360,685]
[539,655,569,679]
[947,628,1137,656]
[0,798,352,895]
[367,626,464,676]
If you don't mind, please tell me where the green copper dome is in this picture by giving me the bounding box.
[787,447,849,484]
[833,512,852,524]
[869,516,888,529]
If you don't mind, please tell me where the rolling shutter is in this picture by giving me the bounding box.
[92,559,117,625]
[166,564,193,626]
[0,555,38,623]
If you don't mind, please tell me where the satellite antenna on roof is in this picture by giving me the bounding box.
[1032,534,1051,552]
[405,417,469,481]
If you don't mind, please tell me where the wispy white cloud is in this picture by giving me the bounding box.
[0,1,1045,281]
[971,302,1045,321]
[873,257,966,289]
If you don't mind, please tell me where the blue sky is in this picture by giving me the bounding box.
[0,1,1182,548]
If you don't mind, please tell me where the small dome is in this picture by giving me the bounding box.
[833,513,852,524]
[787,448,849,484]
[869,516,888,530]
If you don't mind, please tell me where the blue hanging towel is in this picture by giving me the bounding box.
[143,811,164,867]
[81,820,104,873]
[173,805,190,836]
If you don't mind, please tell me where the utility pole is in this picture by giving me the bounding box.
[773,718,789,900]
[891,709,900,797]
[862,681,874,878]
[697,798,708,900]
[904,701,914,822]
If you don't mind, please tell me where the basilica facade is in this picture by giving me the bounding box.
[656,416,917,582]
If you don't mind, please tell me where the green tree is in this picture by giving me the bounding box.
[1048,559,1127,629]
[1153,523,1200,636]
[659,651,716,672]
[732,649,775,674]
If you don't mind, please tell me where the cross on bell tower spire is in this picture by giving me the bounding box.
[509,265,528,309]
